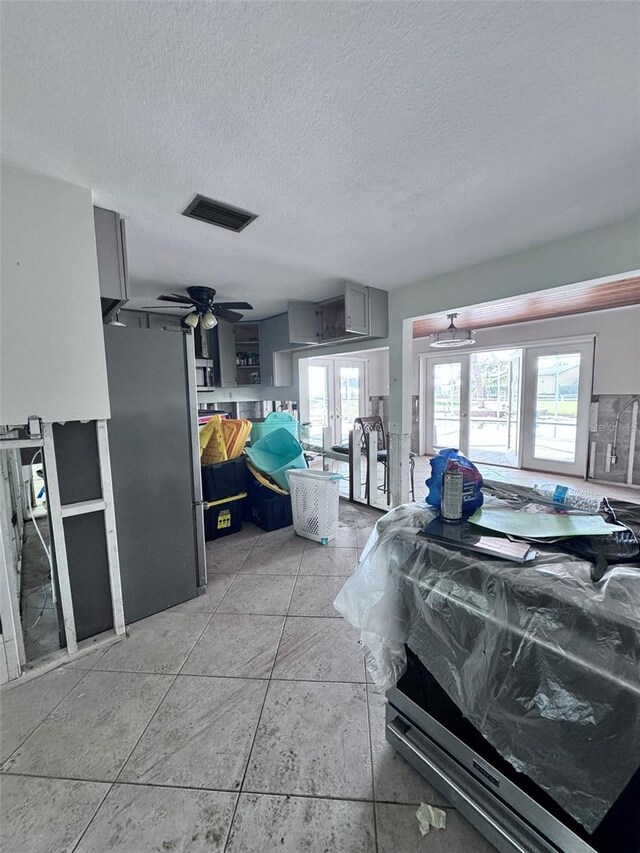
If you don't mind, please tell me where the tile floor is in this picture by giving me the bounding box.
[1,500,497,853]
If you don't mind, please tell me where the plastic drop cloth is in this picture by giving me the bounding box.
[334,499,640,833]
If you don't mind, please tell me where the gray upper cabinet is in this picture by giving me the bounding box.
[286,282,388,346]
[344,282,369,335]
[287,300,319,344]
[260,313,294,387]
[94,206,129,319]
[367,284,389,339]
[259,317,275,386]
[213,320,237,387]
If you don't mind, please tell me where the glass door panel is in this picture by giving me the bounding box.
[521,342,593,476]
[468,349,522,466]
[337,364,363,444]
[307,362,331,447]
[426,356,469,454]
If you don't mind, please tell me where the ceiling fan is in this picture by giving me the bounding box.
[142,286,253,329]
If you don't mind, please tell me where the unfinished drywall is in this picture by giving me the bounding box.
[590,395,640,486]
[0,164,110,424]
[412,305,640,397]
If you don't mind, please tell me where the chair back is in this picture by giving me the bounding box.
[354,416,386,452]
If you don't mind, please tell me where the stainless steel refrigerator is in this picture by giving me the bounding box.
[104,324,205,623]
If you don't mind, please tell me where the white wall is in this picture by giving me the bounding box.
[385,215,640,501]
[412,305,640,396]
[1,164,110,424]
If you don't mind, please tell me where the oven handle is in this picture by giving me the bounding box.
[387,719,533,853]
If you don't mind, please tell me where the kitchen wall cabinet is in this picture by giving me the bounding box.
[212,321,261,387]
[260,313,294,387]
[287,282,388,345]
[94,206,129,320]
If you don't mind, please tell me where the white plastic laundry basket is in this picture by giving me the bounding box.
[287,469,341,545]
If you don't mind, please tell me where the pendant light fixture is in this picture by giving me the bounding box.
[183,311,200,328]
[429,313,475,348]
[200,310,218,330]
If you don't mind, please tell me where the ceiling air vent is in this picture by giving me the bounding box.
[182,194,258,233]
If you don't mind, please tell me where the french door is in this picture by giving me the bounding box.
[307,358,366,446]
[520,342,593,476]
[424,340,593,476]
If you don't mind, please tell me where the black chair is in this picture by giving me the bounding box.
[354,416,415,502]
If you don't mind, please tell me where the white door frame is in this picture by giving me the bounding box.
[423,353,470,456]
[521,340,594,477]
[306,356,368,445]
[420,335,595,476]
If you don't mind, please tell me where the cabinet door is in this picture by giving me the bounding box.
[216,321,237,387]
[288,300,319,344]
[94,207,128,302]
[259,317,275,387]
[367,286,389,338]
[273,351,294,387]
[344,282,369,335]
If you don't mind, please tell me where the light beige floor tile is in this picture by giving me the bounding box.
[95,612,210,674]
[288,576,346,617]
[0,667,85,764]
[75,784,237,853]
[244,680,371,799]
[207,542,253,574]
[171,575,235,613]
[226,793,375,853]
[239,540,304,575]
[182,614,285,678]
[119,675,267,790]
[376,803,498,853]
[272,617,365,682]
[0,774,109,853]
[299,547,359,576]
[217,575,295,615]
[3,670,173,782]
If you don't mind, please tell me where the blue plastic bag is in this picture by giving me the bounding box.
[425,448,484,514]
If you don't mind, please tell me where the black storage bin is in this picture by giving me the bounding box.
[244,478,293,532]
[204,493,246,541]
[202,457,247,502]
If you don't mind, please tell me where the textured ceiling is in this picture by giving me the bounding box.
[1,1,639,318]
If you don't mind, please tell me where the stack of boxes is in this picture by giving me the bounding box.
[201,457,247,540]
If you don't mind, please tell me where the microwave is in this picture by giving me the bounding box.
[196,365,214,388]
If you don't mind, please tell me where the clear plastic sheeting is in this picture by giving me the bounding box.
[334,500,640,833]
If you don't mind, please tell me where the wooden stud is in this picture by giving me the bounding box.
[42,423,78,654]
[96,420,125,636]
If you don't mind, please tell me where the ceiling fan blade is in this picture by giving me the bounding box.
[157,294,193,304]
[213,302,253,310]
[213,307,244,323]
[141,306,189,311]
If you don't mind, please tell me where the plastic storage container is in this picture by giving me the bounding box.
[244,478,293,532]
[244,428,307,491]
[249,411,299,443]
[201,457,247,503]
[204,492,246,540]
[287,469,341,545]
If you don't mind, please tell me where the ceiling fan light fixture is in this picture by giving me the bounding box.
[183,311,200,329]
[201,311,218,330]
[429,313,475,348]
